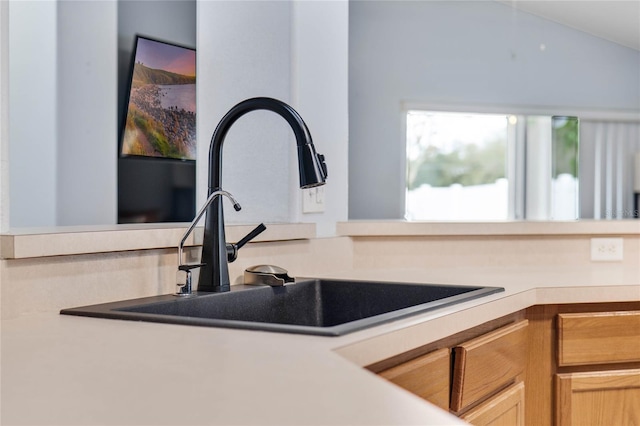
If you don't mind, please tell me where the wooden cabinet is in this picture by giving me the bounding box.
[373,316,528,425]
[372,302,639,426]
[556,369,640,426]
[554,309,640,426]
[461,382,525,426]
[525,302,640,426]
[379,348,450,410]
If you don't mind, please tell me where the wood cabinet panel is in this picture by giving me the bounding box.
[525,302,640,426]
[379,348,450,410]
[462,382,525,426]
[558,311,640,366]
[556,369,640,426]
[451,320,528,412]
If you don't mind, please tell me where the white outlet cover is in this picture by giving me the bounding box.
[590,238,624,261]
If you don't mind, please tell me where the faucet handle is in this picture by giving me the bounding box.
[227,223,267,263]
[176,263,205,297]
[178,263,206,271]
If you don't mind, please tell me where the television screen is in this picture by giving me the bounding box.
[120,36,196,160]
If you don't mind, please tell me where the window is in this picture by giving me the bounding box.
[406,111,509,220]
[405,110,579,221]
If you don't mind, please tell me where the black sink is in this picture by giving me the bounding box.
[61,279,503,336]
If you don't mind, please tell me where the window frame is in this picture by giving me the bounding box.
[402,102,628,221]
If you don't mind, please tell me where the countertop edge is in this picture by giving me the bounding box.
[337,220,640,237]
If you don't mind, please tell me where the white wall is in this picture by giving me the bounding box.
[0,0,9,232]
[9,0,58,227]
[7,0,118,228]
[291,0,349,237]
[57,1,117,226]
[349,1,640,219]
[197,0,349,235]
[197,0,293,225]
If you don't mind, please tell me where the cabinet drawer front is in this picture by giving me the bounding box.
[451,320,528,412]
[461,381,525,426]
[557,311,640,366]
[379,348,450,410]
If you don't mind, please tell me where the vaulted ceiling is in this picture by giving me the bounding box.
[498,0,640,50]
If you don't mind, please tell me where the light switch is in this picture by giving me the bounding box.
[302,187,325,213]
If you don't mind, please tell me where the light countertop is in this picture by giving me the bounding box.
[2,265,639,426]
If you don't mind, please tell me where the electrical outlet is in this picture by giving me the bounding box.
[590,238,624,261]
[302,187,325,213]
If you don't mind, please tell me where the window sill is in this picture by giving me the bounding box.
[337,220,640,237]
[0,223,316,259]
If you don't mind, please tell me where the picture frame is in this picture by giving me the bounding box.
[119,35,196,161]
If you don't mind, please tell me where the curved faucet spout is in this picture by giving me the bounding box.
[198,97,327,292]
[208,97,327,191]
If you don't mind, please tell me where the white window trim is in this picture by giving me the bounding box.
[402,103,595,221]
[402,101,640,123]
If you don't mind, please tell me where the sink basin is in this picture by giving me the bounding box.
[61,279,503,336]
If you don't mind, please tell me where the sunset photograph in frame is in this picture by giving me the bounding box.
[120,36,196,160]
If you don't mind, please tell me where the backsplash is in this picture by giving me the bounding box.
[351,235,640,270]
[0,236,353,319]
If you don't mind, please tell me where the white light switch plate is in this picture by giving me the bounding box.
[590,238,624,261]
[302,187,325,213]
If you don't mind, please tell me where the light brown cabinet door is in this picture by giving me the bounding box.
[461,382,525,426]
[556,369,640,426]
[379,348,450,410]
[451,320,528,412]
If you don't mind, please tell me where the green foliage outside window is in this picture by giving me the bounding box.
[552,116,579,178]
[407,137,506,190]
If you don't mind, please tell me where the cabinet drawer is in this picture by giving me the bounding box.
[379,348,450,410]
[451,320,528,412]
[461,381,525,426]
[557,311,640,366]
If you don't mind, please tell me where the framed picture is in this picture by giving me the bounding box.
[120,35,196,161]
